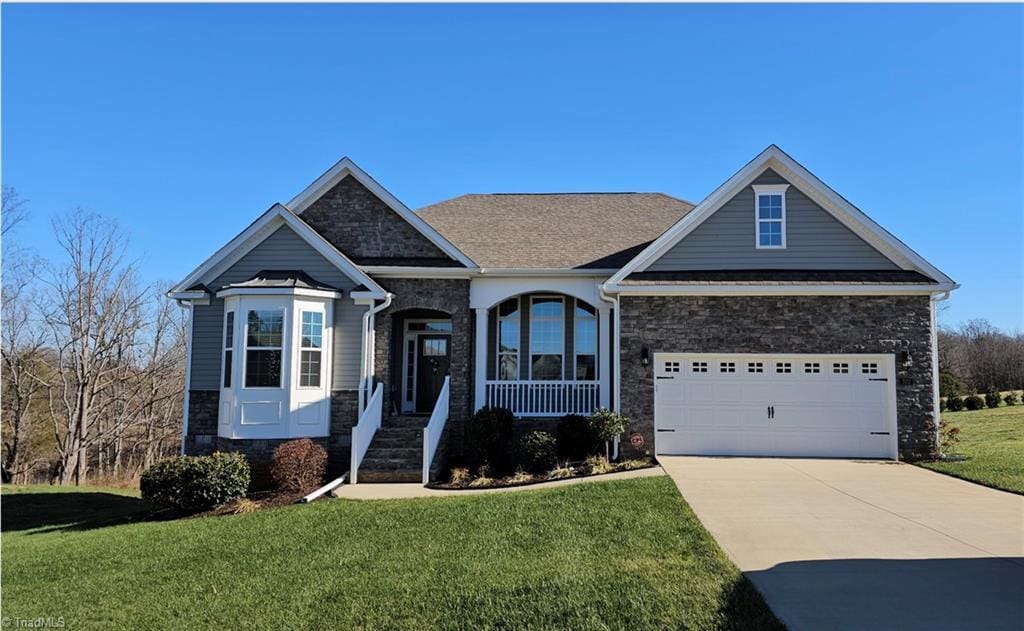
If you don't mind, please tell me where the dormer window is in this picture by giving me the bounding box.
[753,184,789,249]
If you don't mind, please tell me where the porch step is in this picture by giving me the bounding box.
[356,418,425,483]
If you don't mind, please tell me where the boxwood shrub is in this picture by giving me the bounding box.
[963,394,985,411]
[945,395,964,412]
[984,391,1001,409]
[516,431,557,474]
[465,407,515,475]
[556,414,602,461]
[140,452,250,511]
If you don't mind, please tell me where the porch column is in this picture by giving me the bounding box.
[474,307,488,412]
[598,304,611,409]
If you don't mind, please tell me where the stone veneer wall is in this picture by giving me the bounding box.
[372,277,473,457]
[299,176,455,265]
[618,295,937,461]
[184,390,360,489]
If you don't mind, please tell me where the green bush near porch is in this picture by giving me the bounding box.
[2,476,781,630]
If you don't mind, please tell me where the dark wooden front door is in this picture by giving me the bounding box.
[415,335,450,414]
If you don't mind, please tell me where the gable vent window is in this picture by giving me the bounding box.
[665,361,681,373]
[720,362,736,373]
[833,362,849,374]
[861,362,879,374]
[776,362,792,374]
[747,362,764,373]
[804,362,821,374]
[692,361,708,373]
[753,184,789,249]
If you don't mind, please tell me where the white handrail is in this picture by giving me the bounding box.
[422,375,451,485]
[350,383,383,484]
[484,380,599,417]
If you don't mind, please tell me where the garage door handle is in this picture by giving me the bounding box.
[868,378,888,382]
[656,429,676,433]
[870,432,890,435]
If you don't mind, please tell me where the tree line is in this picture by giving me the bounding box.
[938,318,1024,397]
[2,187,185,484]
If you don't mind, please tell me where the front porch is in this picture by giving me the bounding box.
[472,279,612,419]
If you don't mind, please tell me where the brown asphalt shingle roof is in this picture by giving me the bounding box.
[417,193,695,269]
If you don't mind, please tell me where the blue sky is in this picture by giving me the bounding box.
[3,4,1022,330]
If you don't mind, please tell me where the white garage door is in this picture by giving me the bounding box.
[654,353,897,459]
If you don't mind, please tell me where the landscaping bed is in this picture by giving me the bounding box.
[432,456,657,490]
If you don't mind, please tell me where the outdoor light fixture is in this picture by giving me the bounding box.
[641,346,650,367]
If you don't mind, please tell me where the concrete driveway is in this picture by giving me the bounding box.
[661,457,1024,631]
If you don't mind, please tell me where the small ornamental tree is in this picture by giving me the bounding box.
[589,408,629,460]
[984,391,1001,409]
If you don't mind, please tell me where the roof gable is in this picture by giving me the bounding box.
[168,204,386,299]
[288,157,475,268]
[607,145,956,288]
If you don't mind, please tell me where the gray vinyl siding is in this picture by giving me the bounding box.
[188,224,367,391]
[647,169,898,271]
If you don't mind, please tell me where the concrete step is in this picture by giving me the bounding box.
[363,446,421,460]
[360,456,420,470]
[357,469,422,483]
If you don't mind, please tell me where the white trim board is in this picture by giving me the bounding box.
[287,157,476,269]
[168,204,386,299]
[603,283,949,296]
[606,145,957,289]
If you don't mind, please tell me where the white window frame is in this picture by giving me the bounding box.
[529,295,565,381]
[753,184,790,250]
[242,307,287,390]
[296,309,325,390]
[495,299,521,382]
[221,310,235,389]
[573,299,598,381]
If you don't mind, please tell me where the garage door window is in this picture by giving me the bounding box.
[862,362,879,374]
[804,362,821,374]
[692,361,708,373]
[747,362,764,373]
[719,362,736,373]
[775,362,792,374]
[833,362,849,374]
[665,361,680,373]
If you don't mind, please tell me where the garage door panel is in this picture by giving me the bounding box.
[654,353,895,459]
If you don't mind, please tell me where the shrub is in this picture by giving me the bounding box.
[468,475,495,488]
[270,439,327,493]
[449,467,472,487]
[984,391,1002,409]
[515,431,557,474]
[232,498,262,515]
[465,407,515,474]
[584,455,614,475]
[964,394,985,411]
[140,452,250,512]
[939,398,947,412]
[616,459,651,471]
[547,464,575,480]
[503,469,536,486]
[589,408,630,459]
[945,395,965,412]
[1004,392,1020,406]
[556,414,602,461]
[940,418,961,453]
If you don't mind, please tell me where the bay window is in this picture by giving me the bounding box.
[299,311,323,388]
[222,311,234,388]
[245,309,284,388]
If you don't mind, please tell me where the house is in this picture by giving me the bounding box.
[168,146,957,484]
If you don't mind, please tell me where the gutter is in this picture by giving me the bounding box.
[300,473,348,503]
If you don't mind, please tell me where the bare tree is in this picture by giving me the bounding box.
[37,210,149,484]
[2,185,29,237]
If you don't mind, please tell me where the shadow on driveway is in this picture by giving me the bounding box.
[1,491,153,534]
[746,557,1024,631]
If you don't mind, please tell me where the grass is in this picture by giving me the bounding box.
[919,404,1024,494]
[1,476,781,630]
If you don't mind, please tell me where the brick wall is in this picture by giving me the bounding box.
[618,295,937,461]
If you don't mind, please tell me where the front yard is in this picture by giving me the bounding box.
[919,404,1024,494]
[1,475,780,630]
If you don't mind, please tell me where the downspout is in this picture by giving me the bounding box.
[930,289,952,455]
[359,293,393,415]
[599,286,621,459]
[177,300,195,455]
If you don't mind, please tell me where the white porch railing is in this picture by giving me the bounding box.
[484,380,600,417]
[350,383,383,484]
[422,375,451,485]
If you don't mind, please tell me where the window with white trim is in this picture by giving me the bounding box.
[692,361,708,373]
[747,362,764,373]
[574,300,597,380]
[222,311,234,388]
[753,184,789,249]
[665,361,681,373]
[530,297,563,380]
[298,311,323,388]
[776,362,792,374]
[245,309,284,388]
[496,298,520,381]
[720,361,736,373]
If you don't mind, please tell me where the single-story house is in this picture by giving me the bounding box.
[169,145,957,483]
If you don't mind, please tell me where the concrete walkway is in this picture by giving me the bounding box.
[661,456,1024,631]
[332,466,664,500]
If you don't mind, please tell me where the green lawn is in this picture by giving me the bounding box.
[1,476,780,630]
[919,405,1024,494]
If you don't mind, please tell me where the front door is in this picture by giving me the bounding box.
[415,335,450,414]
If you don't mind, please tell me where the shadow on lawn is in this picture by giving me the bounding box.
[1,491,155,534]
